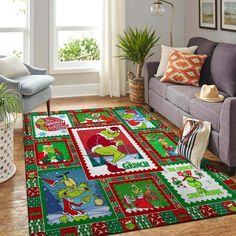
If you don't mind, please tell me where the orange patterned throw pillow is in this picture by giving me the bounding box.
[161,50,207,86]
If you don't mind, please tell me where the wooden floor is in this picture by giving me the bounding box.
[1,96,236,236]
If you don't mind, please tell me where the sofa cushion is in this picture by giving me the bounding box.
[155,44,198,77]
[166,85,200,113]
[161,50,207,86]
[149,77,174,99]
[14,75,54,96]
[211,43,236,96]
[188,37,218,85]
[189,98,223,132]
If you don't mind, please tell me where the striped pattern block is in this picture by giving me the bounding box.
[161,50,207,86]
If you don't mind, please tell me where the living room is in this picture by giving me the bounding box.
[0,0,236,235]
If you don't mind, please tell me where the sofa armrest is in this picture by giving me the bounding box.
[0,75,21,93]
[143,61,160,104]
[24,64,46,75]
[219,97,236,166]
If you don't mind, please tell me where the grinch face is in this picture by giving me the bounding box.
[101,129,120,139]
[36,118,47,130]
[78,183,89,190]
[37,118,46,125]
[43,145,55,154]
[131,184,142,195]
[57,183,90,199]
[186,177,202,188]
[185,177,196,183]
[122,113,135,119]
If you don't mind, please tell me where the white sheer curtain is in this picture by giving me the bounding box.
[99,0,126,97]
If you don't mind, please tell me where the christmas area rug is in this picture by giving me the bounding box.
[23,106,236,236]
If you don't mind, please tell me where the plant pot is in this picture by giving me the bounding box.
[128,78,145,104]
[0,117,16,183]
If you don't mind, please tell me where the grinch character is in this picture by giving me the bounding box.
[36,118,47,130]
[86,127,126,172]
[81,113,102,124]
[38,144,64,164]
[121,110,152,129]
[55,172,93,218]
[81,112,115,124]
[124,184,155,211]
[158,137,176,156]
[180,171,207,195]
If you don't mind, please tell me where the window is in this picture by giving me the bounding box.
[50,0,103,74]
[0,0,30,62]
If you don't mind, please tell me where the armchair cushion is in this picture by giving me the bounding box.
[0,56,30,78]
[24,64,47,75]
[14,75,54,96]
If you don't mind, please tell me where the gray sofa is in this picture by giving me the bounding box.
[144,37,236,176]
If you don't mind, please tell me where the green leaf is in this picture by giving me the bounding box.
[58,37,100,62]
[0,83,22,125]
[116,27,160,78]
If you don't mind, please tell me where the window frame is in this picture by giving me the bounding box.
[49,0,101,74]
[0,0,33,63]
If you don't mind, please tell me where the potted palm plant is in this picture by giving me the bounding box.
[117,27,159,104]
[0,83,22,183]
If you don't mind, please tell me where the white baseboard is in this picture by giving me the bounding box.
[52,82,130,98]
[52,83,99,98]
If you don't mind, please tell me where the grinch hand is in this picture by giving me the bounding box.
[86,127,126,172]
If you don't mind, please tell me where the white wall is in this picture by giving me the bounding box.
[126,0,185,57]
[185,0,236,44]
[32,0,185,97]
[126,0,185,75]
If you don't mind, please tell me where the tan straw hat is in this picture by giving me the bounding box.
[195,84,224,102]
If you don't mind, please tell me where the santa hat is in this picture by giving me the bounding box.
[107,127,120,133]
[126,120,139,126]
[43,143,52,148]
[45,142,52,145]
[42,178,58,187]
[125,110,137,115]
